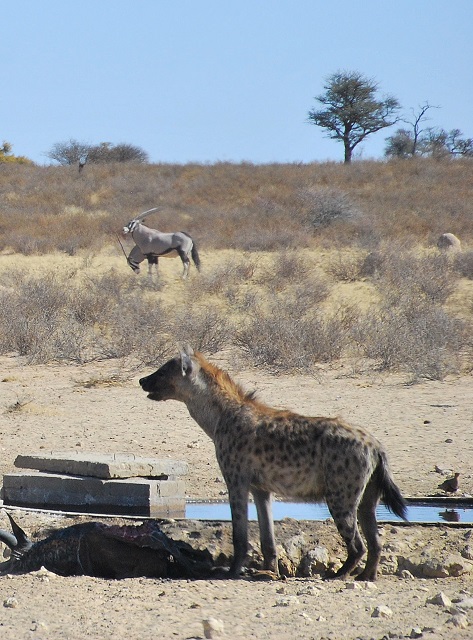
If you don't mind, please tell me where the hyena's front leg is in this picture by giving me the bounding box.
[227,482,250,577]
[252,487,278,573]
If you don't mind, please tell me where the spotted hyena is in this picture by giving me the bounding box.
[139,347,407,581]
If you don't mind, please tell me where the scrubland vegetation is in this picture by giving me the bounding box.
[1,158,472,381]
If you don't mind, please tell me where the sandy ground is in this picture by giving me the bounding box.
[0,352,472,640]
[0,247,473,639]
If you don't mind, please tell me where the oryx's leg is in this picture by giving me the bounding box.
[146,255,159,279]
[177,247,191,279]
[252,488,278,573]
[127,245,146,274]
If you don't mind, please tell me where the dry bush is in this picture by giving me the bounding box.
[1,158,473,255]
[259,250,310,287]
[454,250,473,279]
[0,269,172,364]
[351,245,467,379]
[102,297,172,364]
[191,254,258,296]
[170,306,231,355]
[236,289,356,373]
[298,186,359,229]
[354,300,466,381]
[0,272,94,363]
[368,248,458,305]
[326,251,366,282]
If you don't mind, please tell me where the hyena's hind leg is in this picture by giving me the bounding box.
[355,479,382,581]
[325,490,366,579]
[252,487,278,573]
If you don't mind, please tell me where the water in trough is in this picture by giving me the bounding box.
[186,499,473,524]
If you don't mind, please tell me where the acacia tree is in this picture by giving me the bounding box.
[385,103,438,158]
[46,139,148,165]
[308,71,400,163]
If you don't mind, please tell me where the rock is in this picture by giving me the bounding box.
[296,585,321,597]
[447,613,469,628]
[202,617,225,638]
[283,534,306,563]
[437,233,461,252]
[427,591,452,607]
[461,545,473,561]
[299,546,330,576]
[410,627,423,638]
[371,605,393,619]
[399,555,452,578]
[452,597,473,610]
[444,554,473,577]
[399,569,415,580]
[345,582,362,590]
[379,553,399,575]
[275,596,300,607]
[3,597,18,608]
[277,554,296,577]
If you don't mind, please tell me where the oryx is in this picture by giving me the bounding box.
[122,207,201,279]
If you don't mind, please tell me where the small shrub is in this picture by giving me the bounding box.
[354,301,465,380]
[236,298,356,373]
[192,255,258,296]
[359,251,385,278]
[171,306,231,354]
[454,250,473,279]
[372,250,458,305]
[326,251,365,282]
[299,186,359,229]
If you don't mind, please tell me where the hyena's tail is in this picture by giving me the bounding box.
[375,450,408,521]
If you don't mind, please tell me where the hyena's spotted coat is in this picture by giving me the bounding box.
[139,347,407,581]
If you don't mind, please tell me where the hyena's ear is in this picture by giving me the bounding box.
[179,345,197,378]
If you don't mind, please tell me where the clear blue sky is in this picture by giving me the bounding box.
[3,1,472,165]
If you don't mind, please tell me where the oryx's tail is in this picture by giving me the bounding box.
[191,242,201,271]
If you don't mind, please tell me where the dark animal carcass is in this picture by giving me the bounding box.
[0,513,212,579]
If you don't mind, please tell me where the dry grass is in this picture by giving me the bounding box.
[1,158,472,254]
[0,158,472,379]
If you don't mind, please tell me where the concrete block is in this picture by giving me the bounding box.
[2,472,186,517]
[14,452,189,480]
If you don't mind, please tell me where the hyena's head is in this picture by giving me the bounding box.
[139,346,200,402]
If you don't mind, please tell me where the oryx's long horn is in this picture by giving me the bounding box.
[7,513,32,552]
[0,528,17,550]
[134,206,163,222]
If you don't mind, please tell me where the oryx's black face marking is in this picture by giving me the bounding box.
[123,219,139,235]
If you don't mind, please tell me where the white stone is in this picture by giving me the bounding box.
[345,582,361,590]
[275,596,300,607]
[202,617,225,638]
[371,605,393,619]
[3,597,18,608]
[447,613,469,628]
[427,591,452,607]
